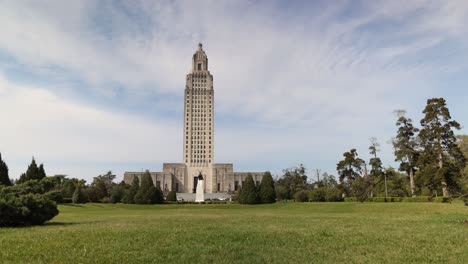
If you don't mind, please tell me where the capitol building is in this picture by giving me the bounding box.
[124,44,263,194]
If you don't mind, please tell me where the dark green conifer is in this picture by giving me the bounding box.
[259,171,276,203]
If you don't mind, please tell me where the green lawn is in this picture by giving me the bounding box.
[0,202,467,263]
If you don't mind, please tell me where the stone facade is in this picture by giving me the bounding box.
[124,44,264,193]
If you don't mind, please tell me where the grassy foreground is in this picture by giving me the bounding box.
[0,203,467,263]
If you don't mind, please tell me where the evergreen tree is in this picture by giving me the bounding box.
[123,176,139,204]
[0,153,12,186]
[337,149,365,183]
[393,110,419,196]
[418,98,466,197]
[259,171,276,203]
[239,174,259,204]
[17,158,47,183]
[166,190,177,202]
[134,171,163,204]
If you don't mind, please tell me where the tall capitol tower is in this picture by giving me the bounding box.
[183,43,214,167]
[124,43,264,196]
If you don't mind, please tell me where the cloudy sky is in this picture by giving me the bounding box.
[1,0,468,182]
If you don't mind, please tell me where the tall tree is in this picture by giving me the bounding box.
[337,149,365,183]
[259,171,276,203]
[123,176,139,204]
[0,153,12,186]
[368,137,385,197]
[418,98,466,197]
[239,174,260,204]
[393,110,419,196]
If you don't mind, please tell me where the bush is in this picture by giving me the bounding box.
[402,196,432,202]
[62,197,72,204]
[344,197,357,202]
[370,197,388,202]
[0,192,59,227]
[463,198,468,206]
[294,190,309,202]
[352,177,371,203]
[166,191,177,202]
[45,190,63,203]
[432,196,452,203]
[309,188,326,202]
[325,187,343,202]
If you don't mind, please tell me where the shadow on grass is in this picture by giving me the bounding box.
[44,222,80,226]
[59,204,84,207]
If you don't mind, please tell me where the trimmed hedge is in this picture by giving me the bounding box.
[402,196,432,202]
[369,197,403,202]
[432,196,452,203]
[344,197,357,202]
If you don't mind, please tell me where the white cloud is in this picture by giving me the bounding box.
[1,1,468,180]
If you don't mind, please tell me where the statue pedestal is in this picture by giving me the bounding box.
[195,179,205,202]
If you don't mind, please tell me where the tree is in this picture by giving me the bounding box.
[418,98,466,197]
[17,158,47,184]
[0,153,12,186]
[368,137,385,197]
[393,110,419,196]
[352,177,371,202]
[72,187,86,204]
[166,191,177,202]
[337,149,365,184]
[276,164,308,199]
[134,171,163,204]
[239,174,259,204]
[123,176,139,204]
[110,184,127,204]
[259,171,276,203]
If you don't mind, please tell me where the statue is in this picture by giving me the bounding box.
[195,172,205,202]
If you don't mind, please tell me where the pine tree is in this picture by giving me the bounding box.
[134,171,163,204]
[123,176,139,204]
[418,98,466,197]
[393,110,419,196]
[17,158,46,183]
[368,137,384,197]
[259,171,276,203]
[239,174,259,204]
[0,153,12,186]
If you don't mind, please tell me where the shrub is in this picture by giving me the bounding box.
[309,188,326,202]
[432,196,452,203]
[166,191,177,202]
[463,198,468,206]
[370,197,387,202]
[134,172,164,204]
[123,177,139,204]
[45,190,63,203]
[344,197,357,202]
[100,197,111,203]
[325,187,343,202]
[294,190,309,202]
[0,192,58,227]
[402,196,432,202]
[62,197,73,204]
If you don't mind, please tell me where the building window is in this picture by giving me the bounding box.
[156,181,161,189]
[234,181,239,191]
[175,183,179,192]
[198,63,201,70]
[217,183,221,192]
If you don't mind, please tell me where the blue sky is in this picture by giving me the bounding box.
[1,0,468,183]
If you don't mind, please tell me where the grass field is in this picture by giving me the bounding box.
[0,202,467,263]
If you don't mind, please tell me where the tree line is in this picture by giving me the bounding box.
[337,98,468,201]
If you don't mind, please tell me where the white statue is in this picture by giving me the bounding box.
[195,173,205,202]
